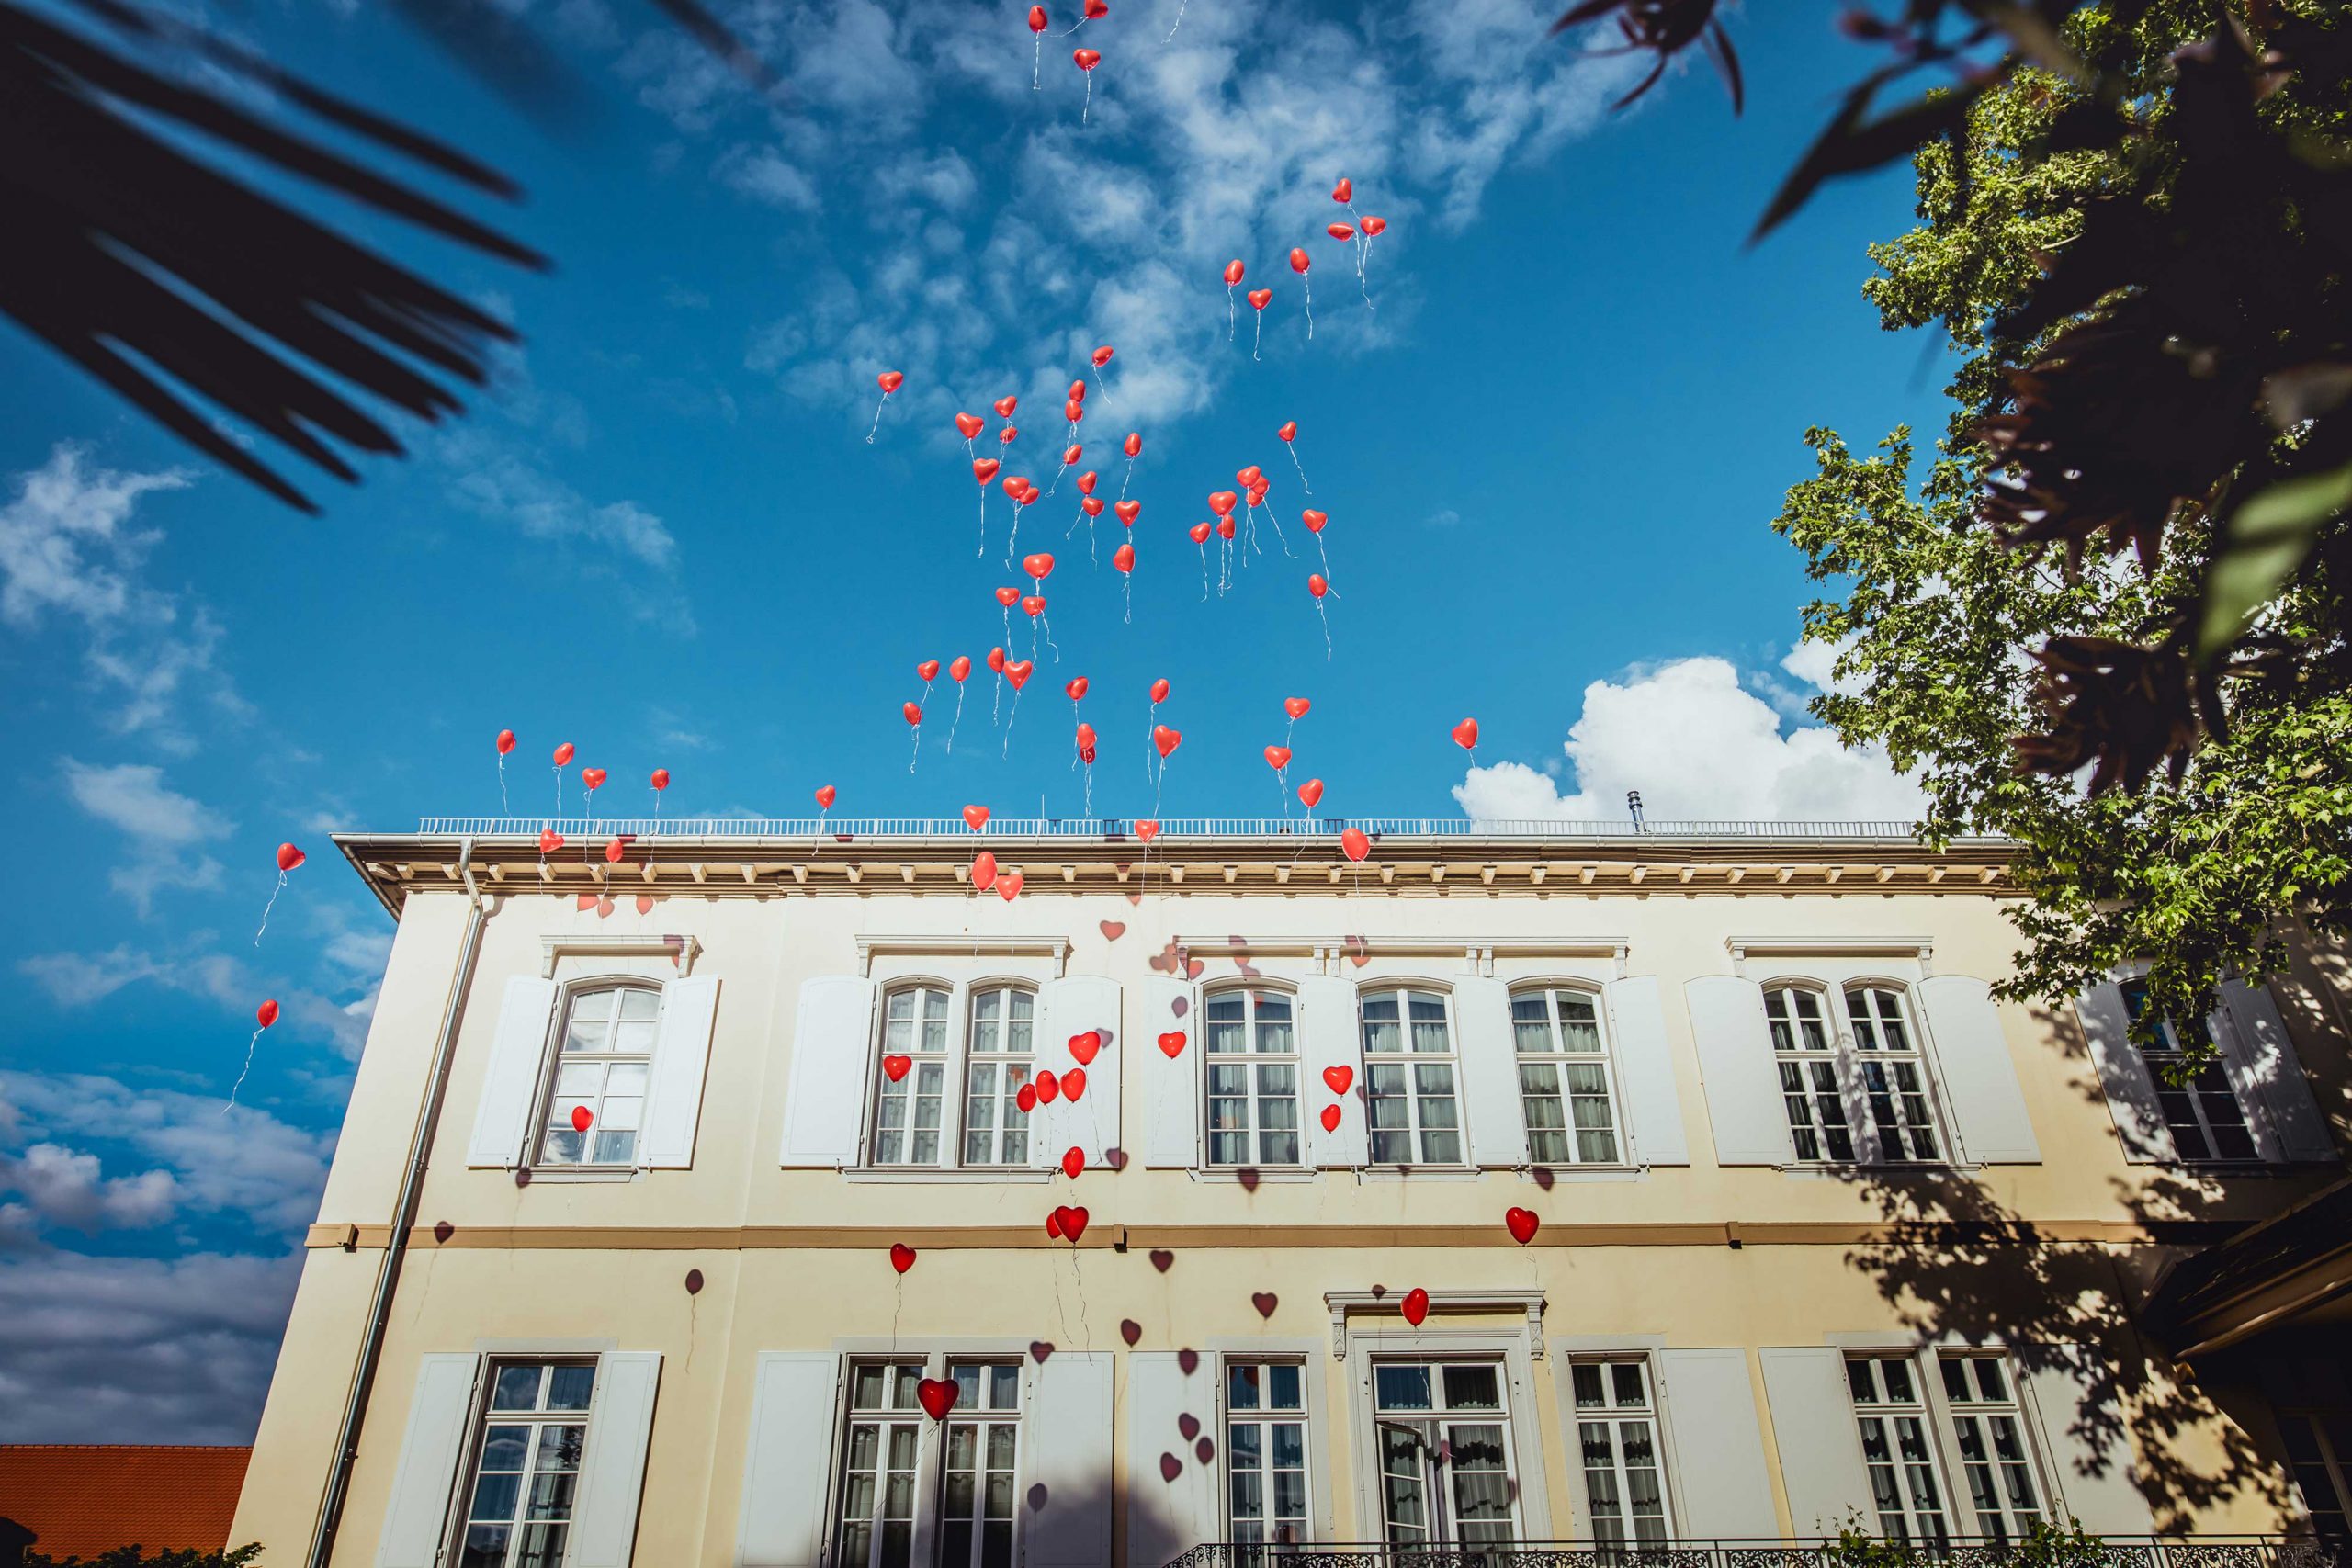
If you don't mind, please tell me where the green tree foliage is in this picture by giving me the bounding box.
[1771,2,2352,1052]
[26,1546,262,1568]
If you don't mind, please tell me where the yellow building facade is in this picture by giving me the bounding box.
[230,820,2352,1568]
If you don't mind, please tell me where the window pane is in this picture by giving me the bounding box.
[492,1365,543,1410]
[1374,1363,1432,1411]
[546,1365,594,1411]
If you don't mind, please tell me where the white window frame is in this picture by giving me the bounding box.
[827,1351,1029,1568]
[935,1359,1025,1568]
[1567,1357,1673,1545]
[2118,977,2259,1163]
[1221,1358,1312,1549]
[867,976,1048,1172]
[1935,1351,2047,1543]
[536,981,662,1169]
[448,1358,599,1568]
[1766,982,1856,1164]
[1845,1352,1956,1547]
[1203,985,1305,1169]
[1510,983,1626,1167]
[961,983,1037,1168]
[1844,984,1946,1163]
[1368,1358,1525,1549]
[1765,978,1954,1166]
[1360,985,1466,1168]
[871,981,955,1168]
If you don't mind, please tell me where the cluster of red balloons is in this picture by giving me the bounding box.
[1222,180,1393,354]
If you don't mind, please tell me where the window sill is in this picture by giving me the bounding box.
[1521,1166,1645,1184]
[1774,1160,1981,1179]
[1354,1167,1482,1182]
[841,1168,1056,1184]
[522,1167,642,1184]
[1193,1168,1316,1184]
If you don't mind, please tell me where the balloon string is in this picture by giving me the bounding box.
[253,872,285,947]
[977,483,989,557]
[1043,612,1059,662]
[1166,0,1186,39]
[910,718,922,773]
[1287,443,1313,496]
[1226,284,1236,342]
[865,393,888,444]
[1081,70,1092,126]
[1006,501,1023,569]
[1251,310,1262,362]
[1033,35,1042,89]
[497,756,509,814]
[1083,761,1093,816]
[1002,685,1023,759]
[554,767,563,818]
[1119,458,1136,502]
[1087,520,1097,567]
[992,671,1004,728]
[946,685,967,753]
[225,1027,263,1113]
[1071,1248,1091,1349]
[1123,575,1132,625]
[1303,273,1314,341]
[1196,543,1208,600]
[1317,599,1332,660]
[1267,507,1295,557]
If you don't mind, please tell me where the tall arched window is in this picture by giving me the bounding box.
[1510,986,1622,1165]
[1360,987,1461,1166]
[1204,987,1300,1167]
[539,984,660,1167]
[1844,985,1941,1161]
[873,983,950,1166]
[1764,984,1853,1162]
[963,984,1035,1166]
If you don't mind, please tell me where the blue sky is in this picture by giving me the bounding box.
[0,0,1948,1438]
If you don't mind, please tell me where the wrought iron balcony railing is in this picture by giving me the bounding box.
[1159,1539,2346,1568]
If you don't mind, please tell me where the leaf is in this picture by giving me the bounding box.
[2196,458,2352,660]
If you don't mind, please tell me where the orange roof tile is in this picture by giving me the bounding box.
[0,1446,251,1562]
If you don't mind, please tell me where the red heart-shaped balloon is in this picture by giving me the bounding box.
[998,872,1024,899]
[553,742,575,766]
[1124,432,1142,457]
[1505,1207,1541,1245]
[995,585,1020,608]
[1154,725,1182,757]
[1022,595,1046,616]
[1237,466,1263,489]
[1207,491,1237,515]
[1329,221,1355,241]
[1289,247,1310,274]
[974,457,1001,485]
[1023,552,1056,581]
[1284,697,1310,720]
[877,370,904,393]
[1069,1031,1102,1065]
[1302,508,1328,533]
[1076,470,1098,496]
[1135,818,1159,841]
[1323,1066,1353,1094]
[1278,420,1298,442]
[988,648,1008,671]
[539,829,565,854]
[1363,215,1387,236]
[1035,1069,1060,1103]
[1063,444,1082,466]
[1067,378,1088,402]
[1402,1286,1430,1326]
[1341,827,1371,862]
[1298,779,1325,808]
[582,767,607,791]
[1114,500,1141,525]
[1332,176,1352,202]
[1018,1083,1039,1114]
[1320,1104,1341,1132]
[1061,1066,1086,1101]
[1158,1030,1186,1057]
[918,660,940,682]
[1060,1205,1089,1241]
[571,1104,594,1134]
[1189,522,1211,544]
[1073,46,1099,67]
[1001,473,1027,497]
[1046,1207,1063,1238]
[1006,660,1035,690]
[891,1242,917,1274]
[903,702,924,727]
[1248,288,1272,310]
[1064,398,1084,423]
[1216,516,1237,540]
[1113,543,1134,572]
[605,837,627,863]
[918,1377,959,1420]
[993,395,1018,417]
[883,1055,912,1082]
[950,655,972,682]
[964,804,990,831]
[1085,0,1108,14]
[1065,676,1088,701]
[277,842,306,873]
[1452,717,1480,750]
[956,412,986,439]
[814,785,836,808]
[1083,496,1106,517]
[1062,1146,1085,1179]
[1093,345,1114,367]
[1264,746,1292,771]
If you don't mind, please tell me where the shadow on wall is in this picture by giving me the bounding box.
[1830,994,2303,1532]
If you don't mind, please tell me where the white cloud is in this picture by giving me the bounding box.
[1,1073,335,1235]
[1453,656,1927,825]
[60,759,232,916]
[715,142,822,211]
[19,939,375,1061]
[2,1144,180,1233]
[0,446,245,749]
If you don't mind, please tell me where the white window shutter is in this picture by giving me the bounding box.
[640,977,719,1169]
[779,976,877,1168]
[1605,976,1690,1167]
[1024,1351,1114,1568]
[735,1352,842,1568]
[1686,976,1792,1167]
[1037,976,1122,1168]
[1453,976,1527,1168]
[1917,976,2040,1165]
[1654,1349,1778,1538]
[468,976,557,1168]
[2217,980,2335,1163]
[2075,982,2173,1163]
[571,1352,661,1568]
[1298,975,1369,1168]
[1758,1347,1875,1537]
[2018,1343,2154,1534]
[1124,1351,1217,1567]
[1140,975,1200,1169]
[374,1352,480,1568]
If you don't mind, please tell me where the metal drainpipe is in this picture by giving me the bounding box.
[306,837,487,1568]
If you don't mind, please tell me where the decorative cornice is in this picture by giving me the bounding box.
[1324,1287,1549,1359]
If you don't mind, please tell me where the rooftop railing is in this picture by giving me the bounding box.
[1159,1539,2344,1568]
[403,816,1974,843]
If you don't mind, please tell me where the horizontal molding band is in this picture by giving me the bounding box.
[306,1218,2238,1253]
